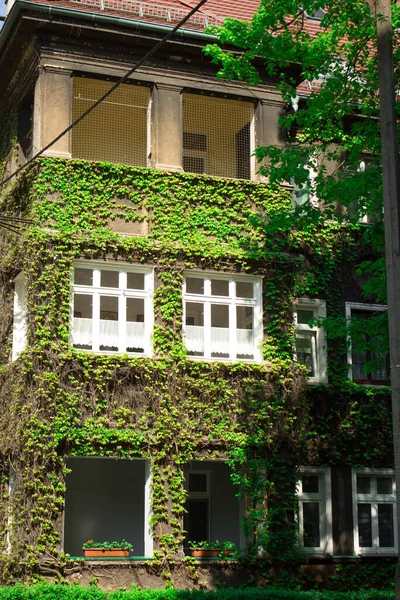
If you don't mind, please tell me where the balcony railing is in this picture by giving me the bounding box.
[69,0,223,28]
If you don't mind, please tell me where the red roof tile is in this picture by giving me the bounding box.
[13,0,261,29]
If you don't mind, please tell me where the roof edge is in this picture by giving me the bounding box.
[0,0,218,53]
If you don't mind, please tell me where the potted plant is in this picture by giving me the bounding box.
[188,540,236,558]
[82,539,133,558]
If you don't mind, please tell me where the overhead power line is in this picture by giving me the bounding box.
[1,0,208,189]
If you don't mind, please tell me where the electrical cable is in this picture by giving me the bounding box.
[0,0,208,188]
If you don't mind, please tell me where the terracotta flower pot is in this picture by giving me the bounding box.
[190,548,232,558]
[83,548,130,558]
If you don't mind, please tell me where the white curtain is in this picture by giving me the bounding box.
[126,321,145,347]
[211,327,229,354]
[99,319,119,347]
[185,325,204,352]
[73,318,92,346]
[236,329,254,356]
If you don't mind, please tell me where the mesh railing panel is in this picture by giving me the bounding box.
[72,78,150,167]
[69,0,222,28]
[182,94,254,180]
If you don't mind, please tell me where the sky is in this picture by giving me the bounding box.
[0,0,5,29]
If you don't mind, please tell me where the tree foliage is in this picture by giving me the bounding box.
[205,0,398,361]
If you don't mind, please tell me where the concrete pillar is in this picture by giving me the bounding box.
[33,66,72,159]
[151,83,183,171]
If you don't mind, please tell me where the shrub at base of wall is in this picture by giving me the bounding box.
[0,586,394,600]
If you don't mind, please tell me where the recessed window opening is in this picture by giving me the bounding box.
[294,299,327,383]
[346,303,389,385]
[18,93,34,161]
[183,462,241,552]
[64,458,151,557]
[183,274,262,362]
[297,468,332,554]
[72,78,150,167]
[72,262,153,355]
[182,94,254,179]
[353,469,397,554]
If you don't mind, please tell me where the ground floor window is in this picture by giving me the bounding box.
[297,468,332,554]
[64,458,152,557]
[183,461,242,552]
[353,469,397,554]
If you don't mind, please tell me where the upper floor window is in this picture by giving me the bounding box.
[353,469,397,554]
[182,94,255,180]
[294,299,327,383]
[297,468,332,554]
[72,78,150,167]
[183,273,262,362]
[346,302,389,385]
[72,262,154,355]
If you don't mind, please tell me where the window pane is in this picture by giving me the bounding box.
[302,475,319,494]
[377,477,392,495]
[74,268,93,286]
[211,304,229,358]
[100,296,118,351]
[378,504,394,547]
[295,333,315,376]
[100,296,118,319]
[101,270,119,288]
[236,281,254,299]
[126,298,145,354]
[186,278,204,295]
[303,502,320,547]
[127,272,145,290]
[73,294,92,349]
[357,476,371,494]
[186,302,204,326]
[74,294,92,318]
[211,279,229,297]
[211,304,229,328]
[297,309,314,325]
[184,500,209,545]
[185,302,204,357]
[236,306,254,359]
[352,349,369,381]
[237,306,253,330]
[189,473,207,493]
[127,298,144,323]
[358,503,372,547]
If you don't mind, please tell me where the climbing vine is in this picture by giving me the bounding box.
[0,156,392,589]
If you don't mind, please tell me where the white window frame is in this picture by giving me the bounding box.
[352,468,397,555]
[297,467,332,555]
[345,302,388,385]
[185,470,211,543]
[71,260,154,355]
[183,272,263,363]
[12,272,27,360]
[294,298,327,384]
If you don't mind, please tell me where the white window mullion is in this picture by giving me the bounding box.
[92,292,100,352]
[229,280,236,360]
[311,332,317,377]
[118,294,126,352]
[371,502,379,551]
[204,300,211,359]
[145,271,154,356]
[93,268,101,288]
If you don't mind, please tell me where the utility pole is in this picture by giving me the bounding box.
[376,0,400,595]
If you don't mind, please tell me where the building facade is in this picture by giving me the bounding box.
[0,0,394,590]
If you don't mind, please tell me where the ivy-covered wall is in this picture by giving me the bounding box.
[0,157,392,588]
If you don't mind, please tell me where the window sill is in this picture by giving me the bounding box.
[72,556,153,561]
